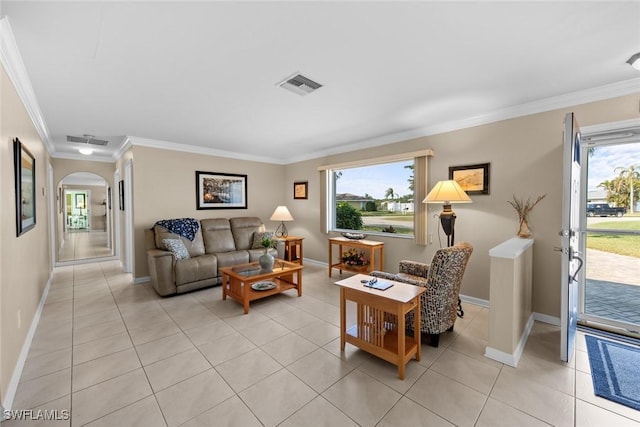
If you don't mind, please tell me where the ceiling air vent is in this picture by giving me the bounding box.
[277,73,322,96]
[66,134,108,146]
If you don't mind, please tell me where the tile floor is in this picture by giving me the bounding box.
[5,261,640,427]
[58,231,113,263]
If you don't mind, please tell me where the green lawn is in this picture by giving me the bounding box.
[586,221,640,258]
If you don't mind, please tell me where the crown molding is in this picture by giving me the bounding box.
[50,151,115,164]
[0,17,54,154]
[286,77,640,164]
[127,136,287,165]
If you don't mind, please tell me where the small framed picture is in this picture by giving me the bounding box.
[119,180,125,210]
[294,181,308,200]
[449,163,490,195]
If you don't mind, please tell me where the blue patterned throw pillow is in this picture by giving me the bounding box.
[162,238,190,260]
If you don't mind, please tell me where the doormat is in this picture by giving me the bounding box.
[585,335,640,411]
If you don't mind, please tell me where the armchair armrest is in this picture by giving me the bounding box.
[399,260,429,278]
[369,270,397,281]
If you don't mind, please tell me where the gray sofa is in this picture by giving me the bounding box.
[145,217,282,296]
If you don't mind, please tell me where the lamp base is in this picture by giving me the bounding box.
[439,204,456,247]
[275,222,288,238]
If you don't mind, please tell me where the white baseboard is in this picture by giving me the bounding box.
[485,313,534,367]
[134,276,151,284]
[534,312,561,326]
[460,294,489,308]
[301,258,326,267]
[2,271,53,411]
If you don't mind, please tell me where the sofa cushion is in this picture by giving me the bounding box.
[230,217,266,250]
[162,238,190,260]
[154,224,205,257]
[251,231,274,249]
[201,219,236,254]
[215,250,250,273]
[175,254,218,286]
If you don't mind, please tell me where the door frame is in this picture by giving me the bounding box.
[578,118,640,335]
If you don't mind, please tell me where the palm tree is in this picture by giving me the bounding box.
[614,165,640,213]
[384,188,396,200]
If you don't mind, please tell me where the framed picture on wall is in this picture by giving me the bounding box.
[119,180,125,210]
[14,138,36,236]
[449,163,490,195]
[195,171,248,209]
[294,181,308,199]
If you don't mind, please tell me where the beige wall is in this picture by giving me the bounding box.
[0,65,51,403]
[131,145,285,277]
[283,94,640,318]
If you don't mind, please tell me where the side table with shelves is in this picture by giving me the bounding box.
[328,236,384,277]
[280,236,304,265]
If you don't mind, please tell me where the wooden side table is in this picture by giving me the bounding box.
[281,236,304,265]
[334,274,426,380]
[328,237,384,277]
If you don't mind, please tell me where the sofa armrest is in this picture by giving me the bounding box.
[399,260,429,278]
[147,249,176,296]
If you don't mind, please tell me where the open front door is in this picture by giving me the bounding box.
[560,112,585,362]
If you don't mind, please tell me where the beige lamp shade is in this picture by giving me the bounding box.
[423,180,472,204]
[270,206,294,221]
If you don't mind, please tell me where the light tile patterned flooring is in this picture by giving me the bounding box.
[58,231,113,263]
[6,261,640,427]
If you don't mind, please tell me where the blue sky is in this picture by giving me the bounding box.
[336,161,413,199]
[587,142,640,191]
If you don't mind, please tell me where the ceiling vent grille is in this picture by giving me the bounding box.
[66,135,108,146]
[277,73,322,96]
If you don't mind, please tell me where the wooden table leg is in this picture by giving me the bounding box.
[414,296,422,362]
[340,288,346,351]
[379,246,384,272]
[222,273,228,300]
[296,270,302,296]
[328,241,333,277]
[398,304,406,380]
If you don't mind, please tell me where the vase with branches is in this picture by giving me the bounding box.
[507,194,546,238]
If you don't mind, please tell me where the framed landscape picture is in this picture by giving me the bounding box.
[449,163,490,195]
[14,138,36,236]
[196,171,248,209]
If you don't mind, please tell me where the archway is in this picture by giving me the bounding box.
[57,172,114,263]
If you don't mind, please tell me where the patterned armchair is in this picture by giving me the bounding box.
[370,242,473,347]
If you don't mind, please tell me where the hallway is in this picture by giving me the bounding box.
[58,231,112,263]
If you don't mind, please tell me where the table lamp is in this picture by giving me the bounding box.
[423,180,472,247]
[270,206,293,238]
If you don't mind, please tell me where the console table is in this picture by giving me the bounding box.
[335,274,426,380]
[328,237,384,277]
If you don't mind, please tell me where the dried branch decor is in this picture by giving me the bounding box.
[507,194,546,238]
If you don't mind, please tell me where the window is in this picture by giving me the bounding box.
[319,150,433,244]
[328,160,415,236]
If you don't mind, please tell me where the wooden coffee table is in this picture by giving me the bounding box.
[221,259,303,314]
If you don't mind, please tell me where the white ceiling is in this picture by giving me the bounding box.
[3,1,640,164]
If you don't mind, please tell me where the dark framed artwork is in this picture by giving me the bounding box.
[75,193,86,210]
[449,163,490,195]
[196,171,248,209]
[14,138,36,236]
[118,180,125,211]
[294,181,308,200]
[107,186,112,209]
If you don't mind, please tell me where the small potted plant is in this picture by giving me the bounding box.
[259,236,276,271]
[341,248,370,271]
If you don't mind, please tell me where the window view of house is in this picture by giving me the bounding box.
[331,160,415,236]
